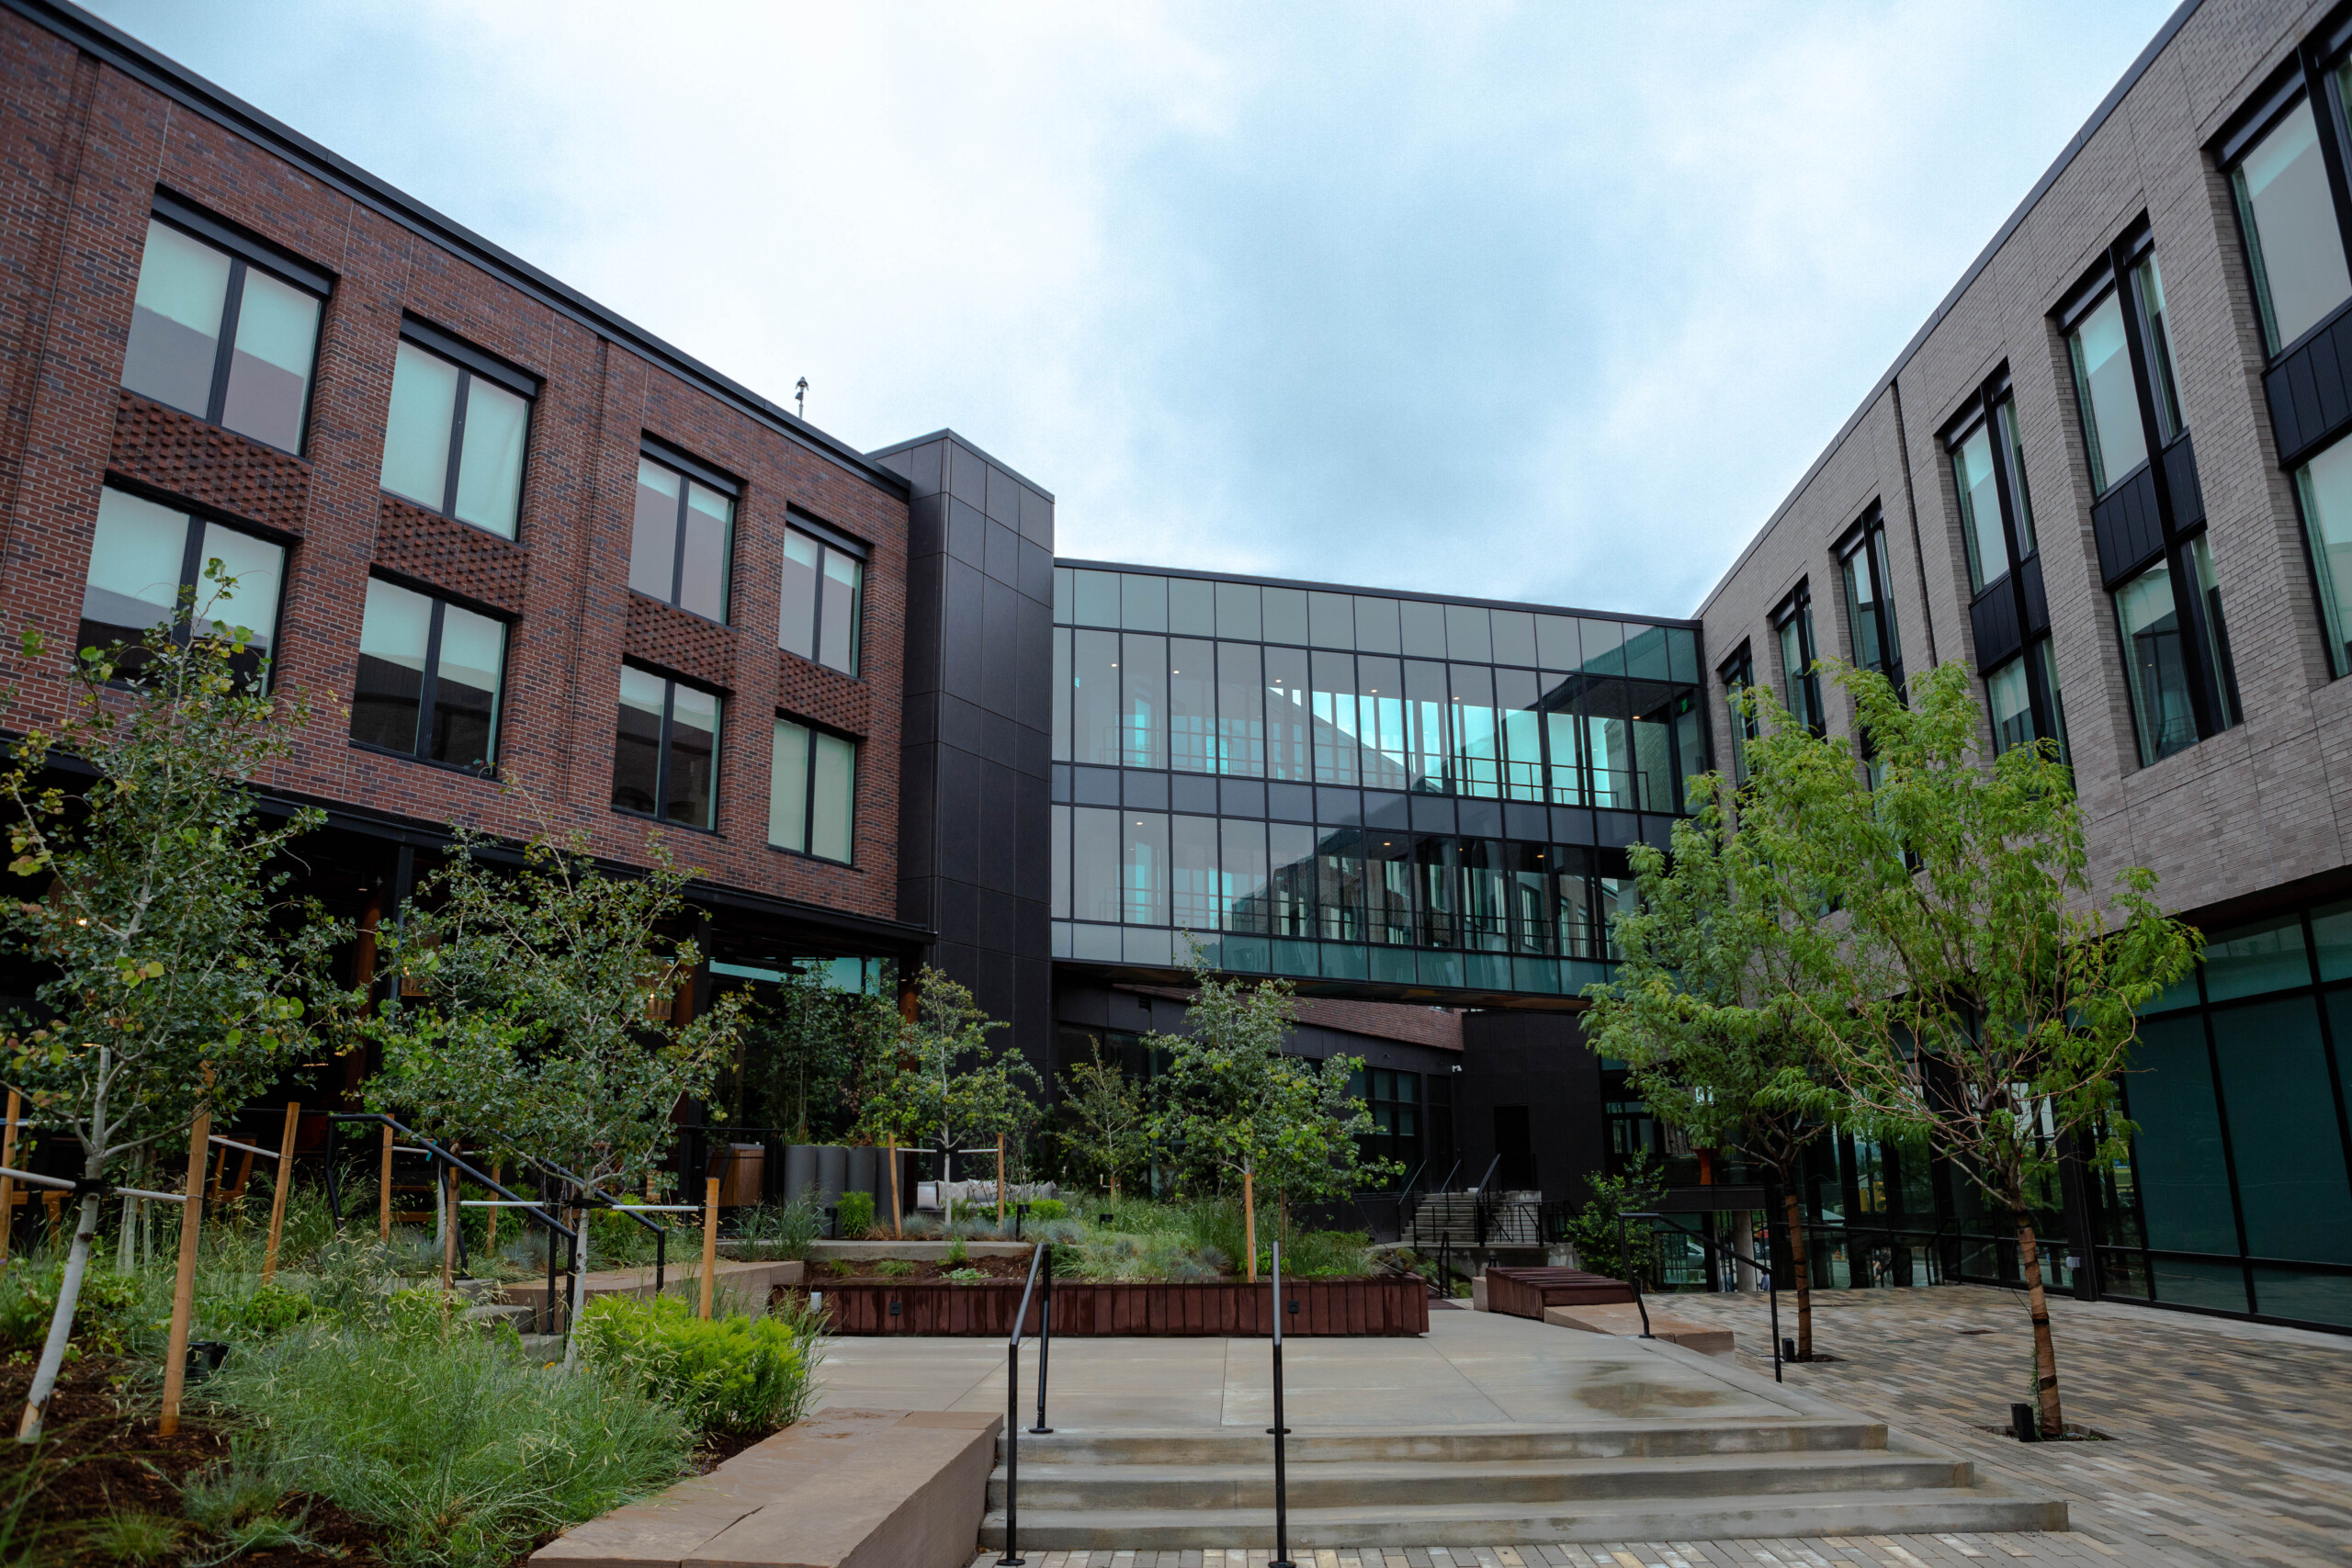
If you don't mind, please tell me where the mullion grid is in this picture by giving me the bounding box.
[439,367,473,519]
[409,599,448,762]
[2103,900,2352,1327]
[199,254,249,428]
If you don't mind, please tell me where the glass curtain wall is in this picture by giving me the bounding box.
[1049,567,1704,992]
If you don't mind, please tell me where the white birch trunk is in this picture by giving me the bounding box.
[561,1207,589,1371]
[18,1184,101,1440]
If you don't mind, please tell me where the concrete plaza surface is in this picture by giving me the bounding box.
[810,1303,1796,1430]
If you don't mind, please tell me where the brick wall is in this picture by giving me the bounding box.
[0,11,911,928]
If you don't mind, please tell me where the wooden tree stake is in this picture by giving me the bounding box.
[698,1177,719,1319]
[1243,1169,1257,1284]
[160,1095,210,1437]
[997,1134,1006,1224]
[261,1100,300,1283]
[379,1121,392,1240]
[440,1148,460,1298]
[0,1089,18,1264]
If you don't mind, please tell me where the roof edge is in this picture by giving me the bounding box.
[1056,556,1703,628]
[8,0,913,501]
[868,429,1057,502]
[1690,0,2210,618]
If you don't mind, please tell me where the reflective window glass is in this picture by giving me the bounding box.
[1263,646,1310,781]
[2202,914,2310,1000]
[380,336,531,540]
[612,669,719,829]
[2295,434,2352,677]
[352,578,429,756]
[1216,641,1266,777]
[351,578,506,772]
[776,525,863,675]
[2115,557,2196,765]
[2134,254,2183,443]
[2125,1014,2237,1255]
[1172,814,1221,933]
[628,461,683,600]
[380,342,458,512]
[79,488,283,688]
[1450,663,1500,798]
[124,218,322,454]
[220,269,320,452]
[1124,812,1170,926]
[1316,827,1365,942]
[1310,649,1359,784]
[124,220,229,415]
[2212,998,2352,1264]
[768,718,809,853]
[2069,288,2149,493]
[1952,422,2008,593]
[1169,637,1216,773]
[1123,633,1168,770]
[1073,807,1122,925]
[2232,96,2352,354]
[1355,654,1409,791]
[811,729,855,863]
[1986,656,2035,757]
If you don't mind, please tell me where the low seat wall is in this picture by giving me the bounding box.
[1483,1266,1636,1320]
[810,1275,1427,1337]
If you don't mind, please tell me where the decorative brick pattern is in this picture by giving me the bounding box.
[372,494,528,614]
[623,592,736,691]
[775,649,870,738]
[107,389,308,533]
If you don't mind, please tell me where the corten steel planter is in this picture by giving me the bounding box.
[812,1276,1429,1336]
[1481,1266,1636,1320]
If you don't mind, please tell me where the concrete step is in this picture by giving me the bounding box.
[1012,1418,1885,1465]
[976,1482,2068,1549]
[986,1450,1969,1510]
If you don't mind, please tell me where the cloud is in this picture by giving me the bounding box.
[92,0,2177,617]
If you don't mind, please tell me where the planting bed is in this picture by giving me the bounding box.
[0,1358,388,1568]
[789,1273,1429,1336]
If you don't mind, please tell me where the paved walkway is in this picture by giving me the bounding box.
[918,1285,2351,1567]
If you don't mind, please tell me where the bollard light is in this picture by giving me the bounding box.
[1782,1337,1797,1363]
[2011,1402,2039,1442]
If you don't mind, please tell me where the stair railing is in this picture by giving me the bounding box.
[1618,1206,1784,1384]
[996,1240,1051,1566]
[1268,1238,1295,1568]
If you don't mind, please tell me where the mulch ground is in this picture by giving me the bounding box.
[0,1356,387,1568]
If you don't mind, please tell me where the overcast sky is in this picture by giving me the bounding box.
[91,1,2178,619]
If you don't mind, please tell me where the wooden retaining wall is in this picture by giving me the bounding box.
[810,1275,1429,1337]
[1482,1266,1636,1321]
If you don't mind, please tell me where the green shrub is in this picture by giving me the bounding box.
[1026,1199,1066,1221]
[944,1235,968,1265]
[735,1195,820,1260]
[204,1325,690,1568]
[574,1293,820,1438]
[871,1258,915,1278]
[82,1508,182,1565]
[0,1258,141,1357]
[833,1190,875,1236]
[203,1279,316,1338]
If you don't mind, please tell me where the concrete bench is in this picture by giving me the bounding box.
[533,1407,1001,1568]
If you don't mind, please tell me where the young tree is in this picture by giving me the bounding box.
[1054,1035,1148,1199]
[1734,660,2197,1436]
[363,818,745,1362]
[1582,768,1846,1354]
[2,596,347,1440]
[857,965,1039,1190]
[1146,949,1387,1273]
[734,963,899,1142]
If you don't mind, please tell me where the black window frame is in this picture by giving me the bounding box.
[1770,583,1823,736]
[346,571,511,777]
[611,664,723,833]
[2056,222,2181,502]
[129,192,334,457]
[779,511,869,678]
[1835,504,1905,694]
[383,316,540,536]
[1718,641,1758,784]
[82,479,293,692]
[2214,24,2352,366]
[633,436,740,624]
[768,710,859,867]
[1942,376,2037,596]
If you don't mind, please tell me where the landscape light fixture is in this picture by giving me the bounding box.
[795,377,808,420]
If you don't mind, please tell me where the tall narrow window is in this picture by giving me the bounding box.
[2229,96,2352,355]
[79,486,285,687]
[2113,541,2237,769]
[1839,513,1905,691]
[2294,433,2352,675]
[628,449,735,621]
[1952,423,2009,593]
[1774,588,1821,734]
[1720,645,1758,784]
[612,668,720,829]
[122,204,327,455]
[349,578,505,772]
[379,325,534,539]
[2068,287,2150,493]
[777,520,865,676]
[2133,254,2184,444]
[768,716,854,863]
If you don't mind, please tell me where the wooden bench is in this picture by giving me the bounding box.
[1481,1265,1637,1320]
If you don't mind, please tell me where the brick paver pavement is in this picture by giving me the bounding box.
[967,1285,2351,1568]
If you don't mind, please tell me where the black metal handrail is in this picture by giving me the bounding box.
[1618,1207,1784,1384]
[1268,1238,1295,1568]
[996,1240,1052,1567]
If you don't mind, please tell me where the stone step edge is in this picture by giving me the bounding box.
[982,1451,1969,1487]
[974,1483,2069,1549]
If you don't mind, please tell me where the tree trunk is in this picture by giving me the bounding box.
[1782,1190,1814,1360]
[2016,1214,2064,1438]
[562,1205,590,1371]
[117,1148,144,1274]
[18,1187,101,1440]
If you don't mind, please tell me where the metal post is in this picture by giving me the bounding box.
[999,1337,1023,1565]
[1031,1244,1053,1434]
[655,1225,667,1298]
[1269,1239,1294,1568]
[1621,1213,1653,1338]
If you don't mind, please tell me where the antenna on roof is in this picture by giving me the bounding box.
[795,378,808,421]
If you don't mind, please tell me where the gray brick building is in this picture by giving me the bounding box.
[1698,0,2352,1329]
